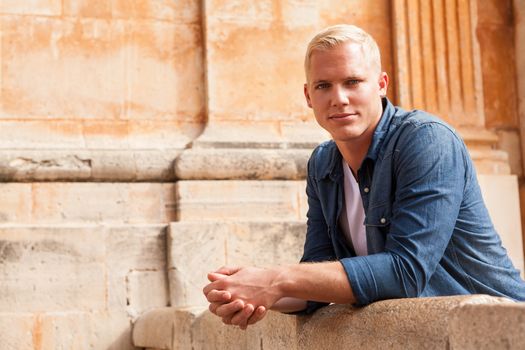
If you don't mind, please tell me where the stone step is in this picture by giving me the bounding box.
[0,182,176,224]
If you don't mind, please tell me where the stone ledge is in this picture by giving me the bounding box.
[0,145,511,182]
[174,148,312,180]
[132,295,520,350]
[0,149,180,182]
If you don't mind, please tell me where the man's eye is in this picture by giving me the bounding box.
[346,79,360,86]
[315,83,330,90]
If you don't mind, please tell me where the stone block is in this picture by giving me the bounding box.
[175,180,307,221]
[190,311,250,350]
[0,183,32,223]
[133,307,203,350]
[63,0,200,23]
[168,221,305,307]
[0,16,203,123]
[448,302,525,349]
[38,312,93,350]
[29,183,176,224]
[478,175,525,276]
[106,225,167,314]
[0,226,106,312]
[0,120,84,149]
[126,270,169,317]
[0,0,61,16]
[0,313,34,350]
[175,149,311,180]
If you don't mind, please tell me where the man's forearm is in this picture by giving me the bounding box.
[270,297,308,313]
[272,261,356,305]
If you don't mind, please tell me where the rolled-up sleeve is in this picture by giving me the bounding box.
[341,122,466,306]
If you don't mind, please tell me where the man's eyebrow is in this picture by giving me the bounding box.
[312,79,330,84]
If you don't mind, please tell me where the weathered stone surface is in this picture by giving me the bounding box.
[0,183,176,224]
[63,0,200,23]
[106,225,168,316]
[478,0,518,129]
[167,221,305,307]
[175,180,307,221]
[478,175,525,275]
[496,129,523,177]
[299,296,510,349]
[203,0,393,124]
[0,0,61,16]
[392,0,484,127]
[449,302,525,349]
[38,312,93,350]
[175,148,311,180]
[0,226,106,312]
[0,150,181,181]
[132,307,202,350]
[0,313,34,349]
[133,295,517,350]
[0,15,204,122]
[126,270,169,317]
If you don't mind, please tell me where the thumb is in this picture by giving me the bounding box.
[214,266,242,275]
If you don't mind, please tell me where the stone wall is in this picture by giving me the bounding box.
[0,1,524,349]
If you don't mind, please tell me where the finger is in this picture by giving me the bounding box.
[209,302,223,314]
[215,299,245,318]
[214,266,242,275]
[207,272,228,282]
[203,280,221,295]
[247,306,267,326]
[205,289,231,303]
[231,304,255,328]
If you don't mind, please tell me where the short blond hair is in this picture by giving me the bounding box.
[304,24,381,78]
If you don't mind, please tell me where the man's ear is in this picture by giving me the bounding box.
[378,72,389,97]
[304,83,313,108]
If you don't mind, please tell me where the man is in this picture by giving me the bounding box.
[203,24,525,330]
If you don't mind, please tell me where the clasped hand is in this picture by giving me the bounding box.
[202,266,281,330]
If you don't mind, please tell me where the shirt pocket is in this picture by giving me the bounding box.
[365,202,392,228]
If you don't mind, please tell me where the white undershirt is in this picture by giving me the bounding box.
[339,160,368,256]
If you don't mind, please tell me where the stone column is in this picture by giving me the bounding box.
[515,0,525,260]
[392,0,509,174]
[392,0,523,273]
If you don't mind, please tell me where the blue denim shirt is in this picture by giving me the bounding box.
[301,98,525,311]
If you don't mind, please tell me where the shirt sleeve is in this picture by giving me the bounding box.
[295,151,335,314]
[340,122,467,306]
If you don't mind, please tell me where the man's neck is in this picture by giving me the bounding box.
[336,137,372,178]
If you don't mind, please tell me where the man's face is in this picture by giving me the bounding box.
[304,42,388,144]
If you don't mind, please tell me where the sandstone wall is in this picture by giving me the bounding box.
[0,1,524,349]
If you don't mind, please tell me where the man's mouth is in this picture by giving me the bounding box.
[329,113,358,120]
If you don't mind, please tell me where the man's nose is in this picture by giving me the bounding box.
[331,86,349,107]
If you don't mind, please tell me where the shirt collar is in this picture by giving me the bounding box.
[365,97,396,162]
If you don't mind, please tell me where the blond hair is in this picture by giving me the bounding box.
[304,24,381,78]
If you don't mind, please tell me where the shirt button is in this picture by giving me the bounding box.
[380,218,386,224]
[364,187,370,193]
